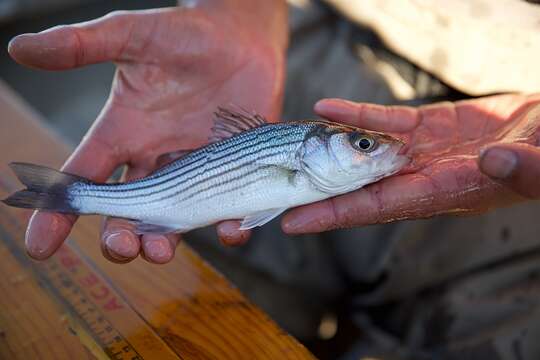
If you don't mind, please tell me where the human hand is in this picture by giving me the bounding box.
[479,142,540,199]
[8,0,288,263]
[282,94,540,233]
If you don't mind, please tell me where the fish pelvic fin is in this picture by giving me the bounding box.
[239,207,288,230]
[1,162,87,213]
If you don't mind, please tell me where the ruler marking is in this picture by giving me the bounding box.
[0,208,175,360]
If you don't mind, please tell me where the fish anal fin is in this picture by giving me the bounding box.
[210,106,269,142]
[239,208,287,230]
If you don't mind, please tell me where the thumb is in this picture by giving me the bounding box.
[8,10,139,70]
[479,142,540,199]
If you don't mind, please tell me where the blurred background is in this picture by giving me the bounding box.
[0,0,174,145]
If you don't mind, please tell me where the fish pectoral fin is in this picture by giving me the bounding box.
[239,208,288,230]
[129,220,185,235]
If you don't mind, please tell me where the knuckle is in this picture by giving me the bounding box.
[329,197,352,229]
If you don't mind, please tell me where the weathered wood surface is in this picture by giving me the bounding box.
[325,0,540,95]
[0,80,316,360]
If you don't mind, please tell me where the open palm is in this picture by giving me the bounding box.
[282,94,540,233]
[9,4,287,262]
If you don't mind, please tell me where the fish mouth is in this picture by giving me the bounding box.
[382,143,411,175]
[391,154,411,174]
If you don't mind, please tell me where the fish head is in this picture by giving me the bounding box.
[298,122,409,194]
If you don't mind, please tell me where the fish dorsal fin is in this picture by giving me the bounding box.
[210,106,268,142]
[239,207,288,230]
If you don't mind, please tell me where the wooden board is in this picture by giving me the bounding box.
[0,80,315,360]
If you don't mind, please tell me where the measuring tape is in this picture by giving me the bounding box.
[0,186,180,360]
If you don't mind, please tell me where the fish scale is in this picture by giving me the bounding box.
[75,125,304,200]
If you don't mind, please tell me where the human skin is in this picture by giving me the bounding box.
[281,94,540,234]
[8,0,288,263]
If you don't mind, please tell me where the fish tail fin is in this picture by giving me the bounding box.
[2,162,88,213]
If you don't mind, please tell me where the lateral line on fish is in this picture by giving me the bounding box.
[74,144,299,208]
[77,165,269,211]
[76,137,300,201]
[137,171,272,219]
[77,138,303,201]
[91,125,301,194]
[193,171,272,203]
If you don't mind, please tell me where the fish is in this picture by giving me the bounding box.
[2,108,409,234]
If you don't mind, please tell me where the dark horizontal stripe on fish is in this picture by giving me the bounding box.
[168,167,279,207]
[87,165,268,209]
[81,142,299,204]
[111,125,300,193]
[118,124,275,182]
[79,137,303,200]
[193,172,271,204]
[86,147,289,207]
[87,170,272,223]
[136,120,329,187]
[89,124,304,194]
[134,165,272,208]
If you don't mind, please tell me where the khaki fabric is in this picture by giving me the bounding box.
[322,0,540,96]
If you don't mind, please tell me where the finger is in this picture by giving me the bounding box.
[216,221,252,247]
[141,233,180,264]
[282,159,507,233]
[26,110,127,260]
[99,163,146,263]
[479,143,540,199]
[281,174,437,233]
[101,218,141,263]
[100,148,191,264]
[314,99,419,133]
[8,10,138,70]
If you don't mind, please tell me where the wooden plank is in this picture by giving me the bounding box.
[0,80,316,360]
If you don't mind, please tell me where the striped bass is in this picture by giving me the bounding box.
[2,108,408,233]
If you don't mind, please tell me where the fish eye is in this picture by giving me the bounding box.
[351,134,377,152]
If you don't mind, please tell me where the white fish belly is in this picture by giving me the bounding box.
[142,166,326,231]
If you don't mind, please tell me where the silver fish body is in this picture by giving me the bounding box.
[3,112,408,233]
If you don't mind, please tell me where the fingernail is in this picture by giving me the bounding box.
[282,216,308,234]
[217,222,250,246]
[314,99,351,115]
[7,37,18,53]
[8,34,32,50]
[105,231,139,259]
[480,147,518,179]
[143,235,171,263]
[25,239,50,260]
[25,212,65,260]
[218,221,240,237]
[25,233,49,259]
